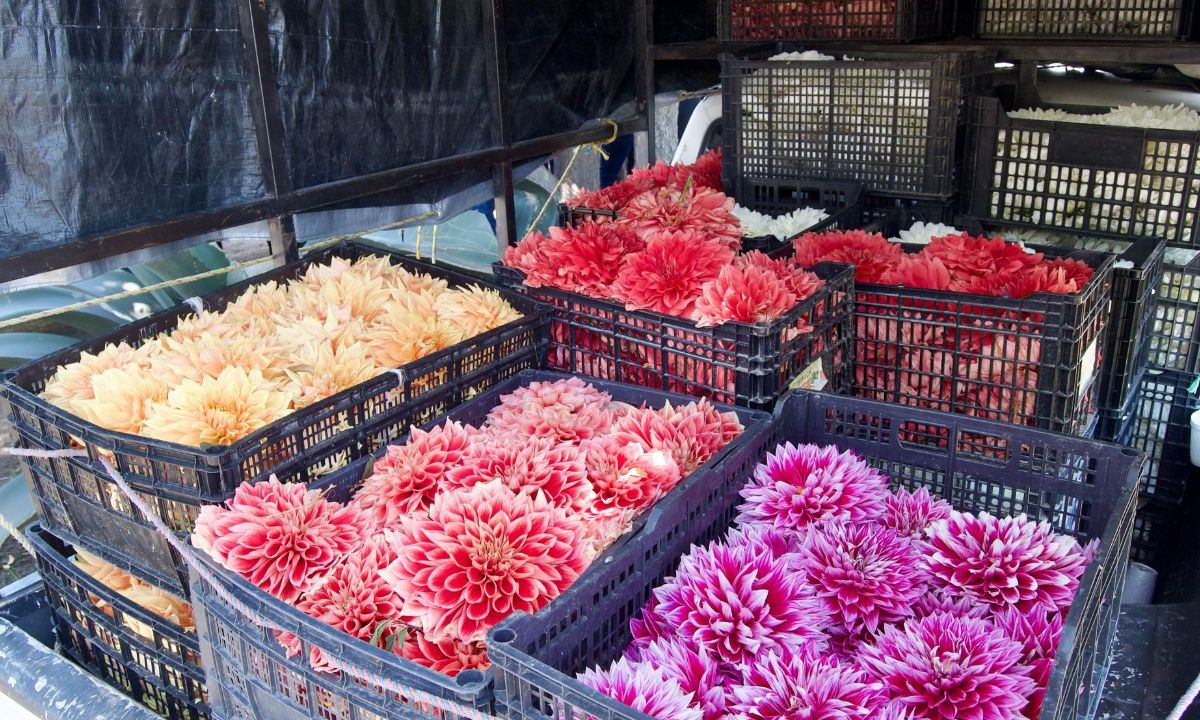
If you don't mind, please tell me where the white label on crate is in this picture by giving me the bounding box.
[791,359,829,391]
[1079,338,1100,399]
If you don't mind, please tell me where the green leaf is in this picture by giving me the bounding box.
[369,620,392,648]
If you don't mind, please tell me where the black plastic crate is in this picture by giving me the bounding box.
[770,239,1115,434]
[862,193,960,227]
[718,0,947,41]
[489,389,1141,720]
[1115,368,1199,505]
[1149,246,1200,375]
[964,97,1200,248]
[562,179,865,253]
[1,240,550,595]
[973,0,1188,39]
[28,523,208,720]
[191,370,778,720]
[492,260,854,409]
[721,48,995,198]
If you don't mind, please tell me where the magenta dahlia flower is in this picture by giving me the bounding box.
[381,480,589,643]
[729,649,883,720]
[692,264,797,328]
[193,476,367,603]
[911,589,990,620]
[485,377,614,444]
[859,611,1035,720]
[798,523,928,636]
[611,230,736,317]
[736,443,888,532]
[351,420,475,531]
[442,436,593,513]
[655,542,831,665]
[401,629,490,677]
[723,524,803,568]
[925,511,1088,614]
[881,486,953,539]
[584,436,681,515]
[579,657,703,720]
[992,607,1065,719]
[629,590,674,656]
[636,637,730,720]
[618,185,741,250]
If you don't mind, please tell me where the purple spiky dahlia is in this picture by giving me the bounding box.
[798,523,928,636]
[636,637,730,720]
[925,511,1088,614]
[910,588,990,621]
[629,591,673,656]
[881,486,952,539]
[992,607,1065,719]
[655,542,831,665]
[728,648,883,720]
[859,611,1036,720]
[736,443,887,532]
[579,657,702,720]
[723,524,804,570]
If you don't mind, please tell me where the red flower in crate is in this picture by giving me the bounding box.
[610,399,741,474]
[992,607,1066,720]
[618,185,742,250]
[579,657,703,720]
[728,647,883,720]
[401,629,490,678]
[924,511,1089,614]
[859,611,1036,720]
[879,254,953,290]
[565,182,642,212]
[381,481,589,643]
[193,476,368,604]
[682,148,723,192]
[583,436,682,515]
[502,229,554,286]
[924,234,1043,286]
[484,376,614,444]
[738,250,826,299]
[792,230,903,283]
[612,230,735,317]
[442,437,593,513]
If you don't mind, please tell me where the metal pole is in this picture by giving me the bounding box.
[635,0,656,164]
[482,0,519,252]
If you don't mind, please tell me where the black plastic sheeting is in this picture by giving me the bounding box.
[0,0,643,263]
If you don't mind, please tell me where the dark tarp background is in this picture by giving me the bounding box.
[0,0,655,265]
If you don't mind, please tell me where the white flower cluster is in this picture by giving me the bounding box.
[1009,104,1200,132]
[996,225,1133,267]
[981,1,1177,38]
[890,221,960,245]
[734,204,830,239]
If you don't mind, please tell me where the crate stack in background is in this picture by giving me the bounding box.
[969,0,1190,40]
[0,242,552,719]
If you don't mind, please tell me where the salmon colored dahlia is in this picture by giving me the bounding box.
[171,309,246,342]
[881,486,953,539]
[433,285,522,339]
[484,377,613,444]
[537,222,640,299]
[443,437,593,513]
[150,333,289,386]
[381,481,589,643]
[736,251,826,300]
[925,511,1088,614]
[142,367,293,446]
[654,542,831,665]
[387,266,450,300]
[583,436,681,515]
[729,649,883,720]
[401,629,490,677]
[736,443,888,532]
[193,476,368,603]
[859,611,1035,720]
[579,658,703,720]
[79,368,168,435]
[503,230,556,287]
[692,264,796,327]
[271,314,366,355]
[351,420,477,531]
[792,230,903,284]
[618,185,741,250]
[612,230,736,317]
[636,637,730,720]
[42,342,152,413]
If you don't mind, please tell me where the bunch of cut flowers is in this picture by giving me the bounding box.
[40,254,523,450]
[580,442,1095,720]
[727,1,899,40]
[193,377,743,677]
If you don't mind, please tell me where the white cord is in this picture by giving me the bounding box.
[1166,671,1200,720]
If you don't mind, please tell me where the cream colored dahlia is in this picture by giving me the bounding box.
[42,342,152,413]
[149,332,288,386]
[222,280,292,327]
[365,306,460,368]
[387,266,450,301]
[271,315,368,354]
[171,309,246,342]
[283,341,380,408]
[77,367,169,435]
[434,285,522,339]
[142,367,294,446]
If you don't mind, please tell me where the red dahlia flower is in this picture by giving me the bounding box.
[925,511,1088,614]
[859,611,1035,720]
[736,443,888,532]
[612,230,736,317]
[579,658,703,720]
[683,148,723,192]
[583,436,682,515]
[878,254,954,290]
[502,230,556,287]
[924,233,1042,282]
[611,399,742,473]
[548,222,640,298]
[737,251,826,300]
[485,376,614,444]
[692,264,796,327]
[566,182,642,212]
[729,648,883,720]
[193,476,367,604]
[401,629,490,678]
[381,481,589,643]
[791,230,903,283]
[443,437,593,513]
[618,185,741,250]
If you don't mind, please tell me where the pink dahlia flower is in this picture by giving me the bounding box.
[351,420,475,531]
[193,476,367,604]
[579,657,703,720]
[736,251,825,300]
[736,443,888,532]
[723,524,803,568]
[992,607,1065,719]
[636,637,730,720]
[381,481,589,643]
[443,436,593,513]
[655,542,831,665]
[684,148,723,192]
[791,230,903,284]
[881,486,953,539]
[611,230,736,317]
[925,511,1088,614]
[277,536,401,674]
[629,591,673,656]
[485,377,613,444]
[799,523,928,636]
[1042,257,1094,293]
[924,233,1042,282]
[692,264,796,327]
[401,629,490,678]
[566,182,643,212]
[859,611,1035,720]
[610,400,741,474]
[618,185,741,250]
[729,649,883,720]
[503,230,556,287]
[878,254,953,290]
[911,589,990,620]
[543,222,639,298]
[584,436,682,515]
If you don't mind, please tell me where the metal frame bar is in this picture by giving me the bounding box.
[482,0,519,252]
